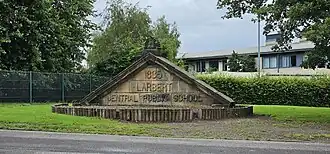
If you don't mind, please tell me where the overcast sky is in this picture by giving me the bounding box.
[92,0,266,54]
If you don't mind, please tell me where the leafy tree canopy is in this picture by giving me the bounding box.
[0,0,97,72]
[228,51,256,72]
[87,0,181,76]
[228,51,241,72]
[217,0,330,69]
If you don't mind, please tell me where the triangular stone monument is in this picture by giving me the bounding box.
[79,38,235,108]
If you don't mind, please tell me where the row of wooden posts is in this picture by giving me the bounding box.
[52,105,253,122]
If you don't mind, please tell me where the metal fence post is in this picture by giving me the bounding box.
[89,74,92,93]
[29,71,32,103]
[61,73,65,102]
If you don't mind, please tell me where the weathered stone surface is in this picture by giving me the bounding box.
[79,52,235,107]
[100,65,214,106]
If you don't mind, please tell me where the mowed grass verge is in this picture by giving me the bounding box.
[0,103,329,140]
[0,103,166,136]
[253,105,330,124]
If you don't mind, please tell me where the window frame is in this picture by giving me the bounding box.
[263,54,302,69]
[209,60,219,71]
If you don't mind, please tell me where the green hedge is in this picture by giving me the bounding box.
[197,74,330,107]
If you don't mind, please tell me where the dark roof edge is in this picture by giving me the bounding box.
[181,48,312,60]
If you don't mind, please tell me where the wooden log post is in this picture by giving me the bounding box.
[51,104,253,123]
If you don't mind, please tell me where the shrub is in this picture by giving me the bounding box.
[197,74,330,107]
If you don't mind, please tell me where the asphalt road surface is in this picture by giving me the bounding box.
[0,130,329,154]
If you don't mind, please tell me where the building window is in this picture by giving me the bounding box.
[209,60,219,71]
[281,56,290,68]
[264,54,302,69]
[223,60,228,71]
[290,55,296,67]
[263,56,277,69]
[263,57,270,68]
[196,61,206,72]
[196,62,201,72]
[269,56,277,68]
[201,61,206,72]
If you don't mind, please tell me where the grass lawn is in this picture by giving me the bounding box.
[0,103,329,142]
[0,103,165,136]
[253,105,330,123]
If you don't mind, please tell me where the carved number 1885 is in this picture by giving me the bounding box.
[145,69,162,79]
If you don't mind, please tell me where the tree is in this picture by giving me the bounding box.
[241,55,257,72]
[87,0,181,76]
[87,0,152,76]
[228,51,256,72]
[0,0,96,72]
[217,0,330,69]
[301,52,328,70]
[152,16,181,62]
[228,51,241,72]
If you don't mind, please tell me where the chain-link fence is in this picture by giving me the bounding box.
[0,70,110,103]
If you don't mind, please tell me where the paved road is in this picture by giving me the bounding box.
[0,130,329,154]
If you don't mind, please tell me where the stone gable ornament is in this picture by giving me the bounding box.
[142,35,166,57]
[134,35,166,61]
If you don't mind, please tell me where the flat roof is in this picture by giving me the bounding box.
[178,41,314,60]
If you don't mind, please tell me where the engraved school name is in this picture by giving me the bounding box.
[107,68,203,103]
